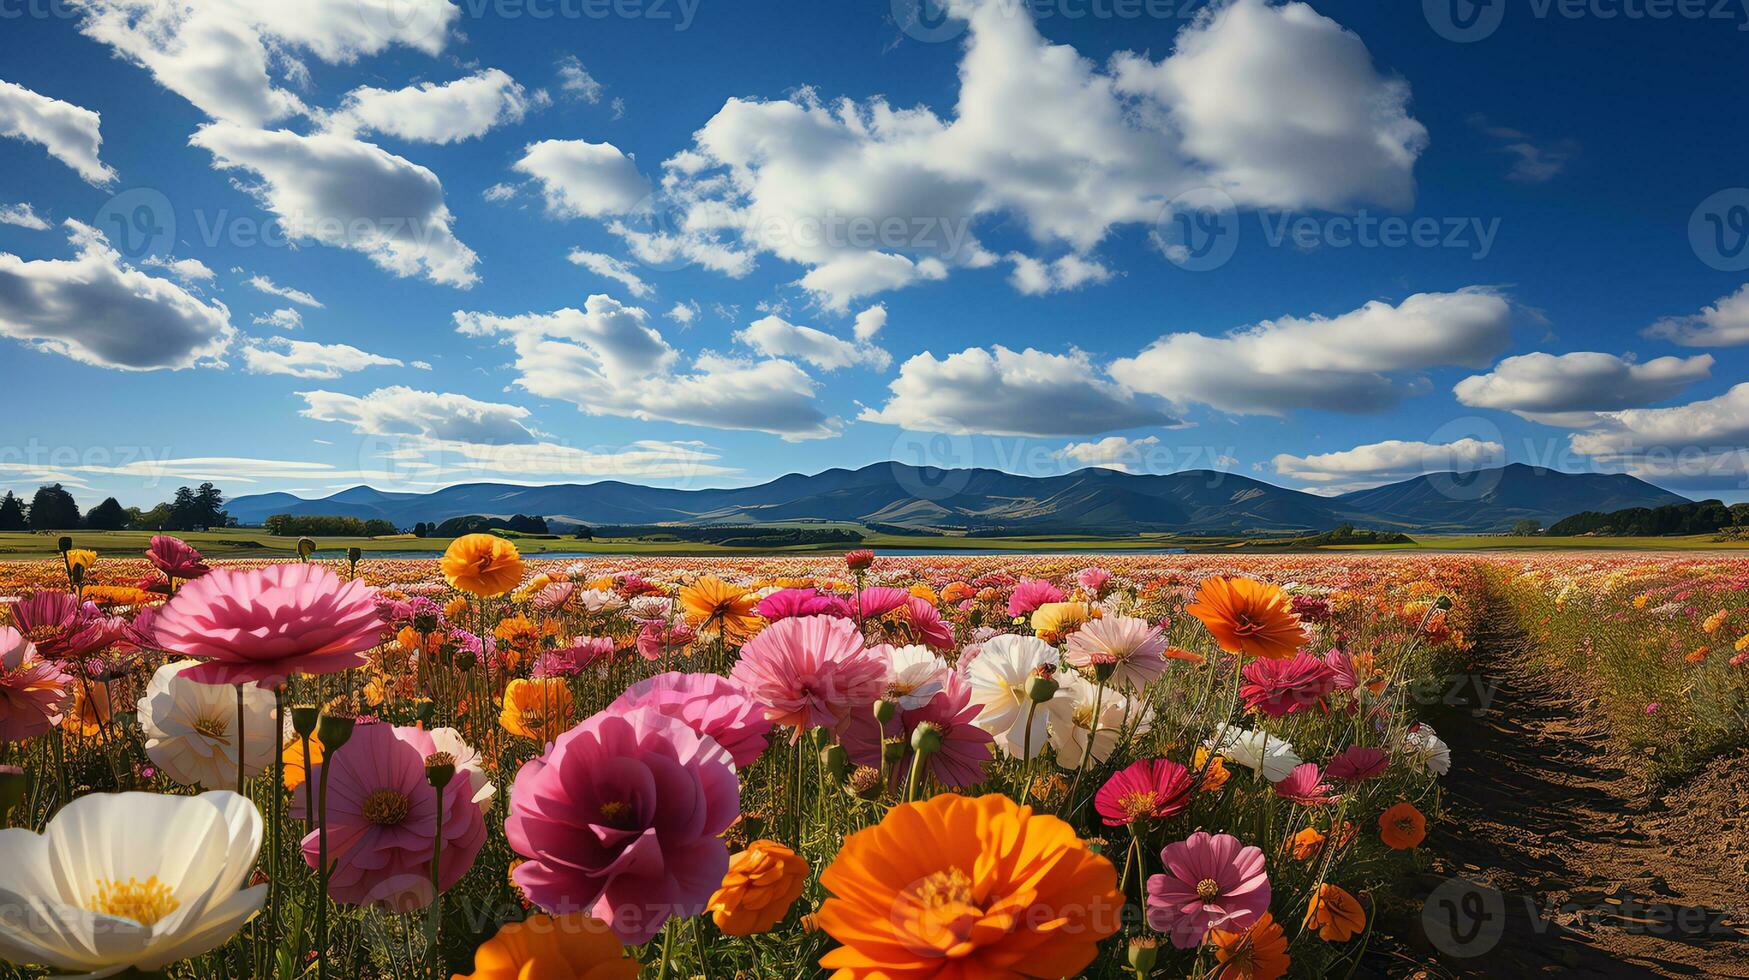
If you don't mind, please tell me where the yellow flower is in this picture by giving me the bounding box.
[1030,601,1089,642]
[440,534,525,597]
[500,678,574,742]
[65,549,97,577]
[1703,609,1729,634]
[679,576,762,640]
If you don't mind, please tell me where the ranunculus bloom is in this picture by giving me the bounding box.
[965,634,1066,759]
[441,534,526,597]
[1379,802,1427,849]
[1327,745,1389,782]
[9,592,120,662]
[1241,652,1336,717]
[146,535,210,581]
[507,706,739,944]
[0,790,265,978]
[296,724,494,911]
[852,586,910,620]
[756,588,850,622]
[1029,602,1089,641]
[896,595,955,651]
[152,564,383,685]
[729,615,886,738]
[137,660,275,789]
[0,626,69,742]
[1065,615,1171,690]
[453,912,639,980]
[707,839,808,936]
[679,576,762,640]
[1076,566,1112,596]
[1186,577,1306,660]
[1006,578,1064,618]
[872,643,948,710]
[1272,762,1338,805]
[1210,912,1291,980]
[1305,883,1366,941]
[1146,831,1271,949]
[817,793,1121,978]
[501,677,576,743]
[1094,757,1196,827]
[608,671,773,769]
[840,671,993,788]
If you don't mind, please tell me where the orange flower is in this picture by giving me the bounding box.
[679,576,762,640]
[443,597,471,621]
[1379,802,1427,849]
[940,582,974,604]
[62,682,112,738]
[441,533,525,597]
[80,585,158,607]
[1165,646,1207,665]
[1194,748,1230,792]
[1685,646,1709,663]
[282,733,324,791]
[1304,883,1366,941]
[451,912,638,980]
[1209,912,1290,980]
[1186,577,1305,660]
[1289,826,1325,861]
[500,677,575,742]
[817,793,1121,979]
[708,839,809,936]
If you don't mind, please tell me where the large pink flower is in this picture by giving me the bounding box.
[0,627,69,741]
[9,592,120,663]
[898,596,955,651]
[1006,578,1064,617]
[756,588,851,622]
[839,672,993,788]
[853,587,910,620]
[153,564,384,685]
[1065,615,1171,690]
[295,724,493,911]
[146,535,210,581]
[507,706,739,944]
[729,615,886,738]
[1241,651,1337,717]
[1146,831,1271,948]
[608,672,773,769]
[1094,758,1196,827]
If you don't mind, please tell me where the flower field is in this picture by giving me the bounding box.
[0,540,1739,978]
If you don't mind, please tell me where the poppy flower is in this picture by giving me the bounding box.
[1304,883,1366,941]
[965,634,1066,759]
[840,671,994,789]
[1094,757,1196,827]
[1006,579,1064,618]
[501,678,576,743]
[729,615,885,737]
[1209,912,1291,980]
[1145,831,1271,948]
[1065,615,1171,690]
[452,912,638,980]
[441,534,526,597]
[1272,763,1338,805]
[1029,602,1090,641]
[707,839,809,936]
[0,626,69,742]
[1187,577,1306,660]
[1240,652,1336,717]
[607,671,773,770]
[1379,802,1427,849]
[1327,746,1389,782]
[679,576,762,640]
[136,660,275,789]
[146,535,210,582]
[152,564,383,686]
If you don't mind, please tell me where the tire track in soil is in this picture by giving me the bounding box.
[1407,602,1749,978]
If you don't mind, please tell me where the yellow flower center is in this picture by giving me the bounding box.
[192,715,229,738]
[598,800,634,827]
[915,867,976,911]
[1117,790,1160,820]
[362,788,411,826]
[86,876,179,926]
[1196,878,1221,901]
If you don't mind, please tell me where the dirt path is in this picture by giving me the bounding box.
[1410,604,1749,977]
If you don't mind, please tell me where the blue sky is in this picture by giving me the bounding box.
[3,0,1749,509]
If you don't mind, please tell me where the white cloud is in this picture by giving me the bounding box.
[514,139,651,219]
[246,274,322,307]
[666,300,700,325]
[555,55,602,104]
[852,303,886,342]
[1645,284,1749,347]
[1563,384,1749,489]
[73,0,459,126]
[1272,438,1506,492]
[1453,351,1713,425]
[0,203,49,230]
[734,315,889,371]
[242,336,403,378]
[0,79,116,186]
[483,182,518,203]
[326,69,546,144]
[860,345,1175,436]
[567,249,651,297]
[1055,435,1162,473]
[454,294,840,440]
[141,256,216,283]
[251,308,303,330]
[298,385,540,444]
[1110,288,1513,416]
[193,124,479,287]
[1006,253,1113,295]
[0,220,233,370]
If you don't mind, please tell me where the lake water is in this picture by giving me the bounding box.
[313,547,1190,560]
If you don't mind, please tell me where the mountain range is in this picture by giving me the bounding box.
[226,463,1689,535]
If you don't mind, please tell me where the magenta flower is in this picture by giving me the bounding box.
[756,588,851,622]
[839,672,993,788]
[295,724,494,911]
[146,535,210,581]
[1323,647,1362,690]
[897,596,956,651]
[1094,758,1196,827]
[1006,579,1064,618]
[853,587,910,620]
[1241,651,1337,717]
[1273,762,1339,805]
[506,706,739,944]
[1076,566,1113,596]
[0,626,70,741]
[1326,745,1390,782]
[533,637,615,677]
[729,615,886,738]
[9,592,120,662]
[1146,831,1272,948]
[608,672,773,769]
[153,564,384,685]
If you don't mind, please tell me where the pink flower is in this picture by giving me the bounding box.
[729,615,886,738]
[635,620,697,661]
[1323,648,1362,691]
[1006,579,1064,618]
[1326,745,1389,782]
[533,637,615,677]
[1094,758,1196,827]
[146,535,210,581]
[756,588,851,622]
[9,592,120,662]
[853,587,910,620]
[839,672,993,788]
[608,672,773,769]
[1272,762,1339,805]
[1076,566,1112,596]
[898,596,955,651]
[0,627,69,741]
[295,724,493,911]
[1241,652,1337,717]
[507,706,739,944]
[1146,831,1271,948]
[153,564,384,685]
[1065,616,1170,690]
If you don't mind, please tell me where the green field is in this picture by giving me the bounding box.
[4,527,1748,559]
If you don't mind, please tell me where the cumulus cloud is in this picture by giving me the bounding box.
[454,294,840,440]
[1055,435,1163,473]
[1110,288,1513,416]
[514,139,651,218]
[667,300,700,325]
[0,203,50,230]
[246,274,322,307]
[298,385,539,444]
[192,124,479,287]
[860,345,1175,436]
[1453,350,1713,425]
[1272,438,1506,492]
[567,249,651,298]
[141,256,216,283]
[327,69,546,144]
[555,55,603,104]
[1006,253,1113,295]
[0,220,233,370]
[852,303,886,342]
[734,315,889,371]
[242,336,404,378]
[0,79,116,186]
[1645,284,1749,347]
[251,308,304,330]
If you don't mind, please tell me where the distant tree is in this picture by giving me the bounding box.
[193,483,230,528]
[0,491,26,531]
[574,524,593,540]
[1733,502,1749,527]
[412,522,430,538]
[168,487,199,531]
[1510,518,1542,536]
[362,519,397,536]
[135,503,174,530]
[84,497,131,530]
[27,484,80,531]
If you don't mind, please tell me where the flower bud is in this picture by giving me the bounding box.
[412,698,435,723]
[819,743,849,784]
[290,703,320,737]
[1127,936,1159,972]
[881,737,907,765]
[57,537,72,553]
[424,752,456,789]
[910,722,944,756]
[317,697,356,751]
[347,547,363,565]
[872,697,898,724]
[845,766,883,800]
[1434,595,1453,610]
[845,549,874,571]
[296,537,317,561]
[1025,674,1059,703]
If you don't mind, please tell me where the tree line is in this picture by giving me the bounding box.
[1547,498,1749,536]
[0,483,231,532]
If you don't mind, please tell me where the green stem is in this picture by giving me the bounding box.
[426,787,444,978]
[317,749,334,980]
[236,685,247,796]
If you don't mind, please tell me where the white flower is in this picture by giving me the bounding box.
[137,661,275,790]
[1402,727,1452,776]
[874,643,948,710]
[629,595,674,619]
[1048,673,1153,769]
[0,791,265,979]
[574,588,624,613]
[966,634,1064,759]
[427,727,498,806]
[1204,723,1302,783]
